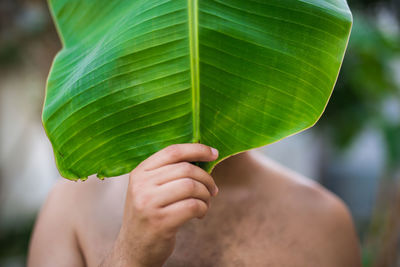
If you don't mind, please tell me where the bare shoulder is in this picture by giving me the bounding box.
[249,151,362,266]
[27,179,87,267]
[33,176,118,219]
[28,176,126,267]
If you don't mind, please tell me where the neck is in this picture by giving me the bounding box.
[211,151,255,187]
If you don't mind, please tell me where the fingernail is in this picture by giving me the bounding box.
[211,147,219,157]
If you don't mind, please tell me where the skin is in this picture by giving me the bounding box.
[28,143,361,267]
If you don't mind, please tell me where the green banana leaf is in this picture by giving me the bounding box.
[43,0,352,180]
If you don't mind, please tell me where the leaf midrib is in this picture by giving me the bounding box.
[188,0,200,143]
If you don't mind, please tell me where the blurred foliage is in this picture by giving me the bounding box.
[0,0,57,68]
[0,220,34,266]
[319,7,400,167]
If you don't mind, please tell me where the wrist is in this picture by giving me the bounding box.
[111,232,166,267]
[100,238,143,267]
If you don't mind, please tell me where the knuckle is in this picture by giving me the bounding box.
[128,170,139,182]
[134,162,144,171]
[181,178,196,194]
[129,168,136,177]
[128,170,148,187]
[197,144,211,155]
[204,190,211,200]
[178,162,194,176]
[133,193,151,212]
[128,182,144,197]
[197,201,208,217]
[186,199,200,213]
[165,144,181,158]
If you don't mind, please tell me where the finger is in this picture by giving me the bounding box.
[138,143,218,171]
[161,198,208,229]
[153,178,211,207]
[150,162,218,196]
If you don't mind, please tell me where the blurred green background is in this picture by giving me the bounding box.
[0,0,399,266]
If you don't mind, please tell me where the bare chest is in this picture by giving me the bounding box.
[165,207,279,266]
[164,189,299,267]
[78,187,306,267]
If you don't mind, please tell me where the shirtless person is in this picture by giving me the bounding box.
[28,143,361,266]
